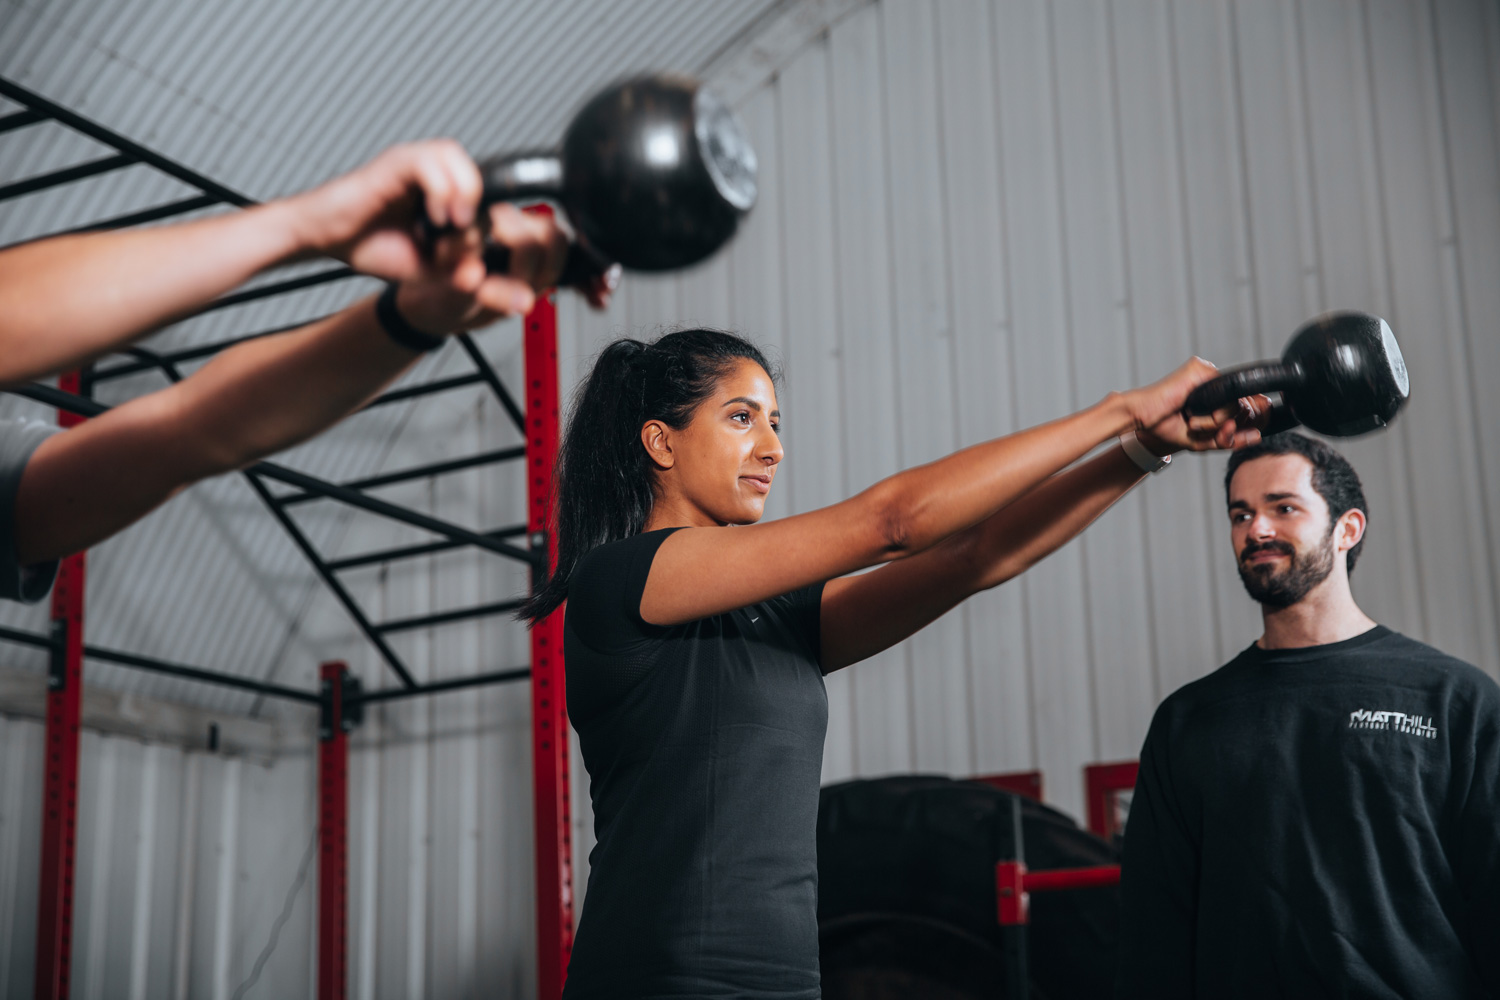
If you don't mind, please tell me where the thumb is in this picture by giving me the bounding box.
[474,274,536,317]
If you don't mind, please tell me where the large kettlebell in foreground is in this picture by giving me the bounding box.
[478,73,757,279]
[1185,311,1410,437]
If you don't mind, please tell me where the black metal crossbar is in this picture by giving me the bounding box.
[0,108,45,134]
[200,266,359,313]
[0,153,135,202]
[0,77,252,206]
[354,666,531,705]
[325,524,527,572]
[62,194,222,236]
[275,446,527,506]
[375,599,528,635]
[0,625,319,704]
[10,382,538,566]
[363,372,487,409]
[90,322,318,382]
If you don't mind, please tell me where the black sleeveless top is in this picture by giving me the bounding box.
[562,528,828,999]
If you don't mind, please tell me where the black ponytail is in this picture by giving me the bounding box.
[520,329,777,624]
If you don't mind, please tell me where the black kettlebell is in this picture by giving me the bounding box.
[1184,311,1410,437]
[474,73,757,282]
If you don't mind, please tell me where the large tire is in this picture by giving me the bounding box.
[818,775,1119,999]
[820,914,1015,1000]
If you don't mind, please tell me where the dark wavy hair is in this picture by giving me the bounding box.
[1224,432,1369,573]
[521,328,778,623]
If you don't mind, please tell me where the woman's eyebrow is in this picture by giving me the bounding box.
[722,396,780,418]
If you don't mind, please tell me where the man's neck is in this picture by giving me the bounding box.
[1258,579,1377,650]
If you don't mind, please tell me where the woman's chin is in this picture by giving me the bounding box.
[723,502,766,526]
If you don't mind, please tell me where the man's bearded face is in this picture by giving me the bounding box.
[1236,527,1336,608]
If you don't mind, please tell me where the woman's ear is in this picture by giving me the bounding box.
[642,420,675,471]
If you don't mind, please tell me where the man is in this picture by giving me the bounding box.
[0,139,613,602]
[1117,432,1500,998]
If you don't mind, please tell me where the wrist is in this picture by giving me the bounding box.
[1097,392,1139,436]
[376,283,447,353]
[257,195,323,263]
[1118,431,1172,474]
[1134,428,1178,458]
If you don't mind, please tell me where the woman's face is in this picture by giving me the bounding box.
[644,357,783,527]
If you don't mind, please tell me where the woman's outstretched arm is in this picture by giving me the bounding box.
[816,397,1266,671]
[639,358,1226,627]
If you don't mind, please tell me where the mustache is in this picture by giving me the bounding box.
[1240,539,1295,564]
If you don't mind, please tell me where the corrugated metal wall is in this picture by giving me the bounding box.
[2,1,1498,997]
[558,0,1500,844]
[0,714,316,999]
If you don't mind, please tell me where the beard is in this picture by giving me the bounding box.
[1237,533,1336,608]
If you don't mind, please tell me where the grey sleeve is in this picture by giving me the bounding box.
[0,419,61,604]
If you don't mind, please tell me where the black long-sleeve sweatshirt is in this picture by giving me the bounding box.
[1117,625,1500,999]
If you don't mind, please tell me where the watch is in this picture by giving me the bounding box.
[1119,431,1172,473]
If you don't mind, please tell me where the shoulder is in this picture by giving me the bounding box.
[1373,629,1498,698]
[572,528,681,586]
[1150,651,1253,722]
[566,529,684,644]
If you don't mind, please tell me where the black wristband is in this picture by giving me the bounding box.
[375,283,446,353]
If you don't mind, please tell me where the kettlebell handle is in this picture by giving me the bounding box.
[1183,362,1304,416]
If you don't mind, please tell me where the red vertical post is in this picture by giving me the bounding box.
[34,372,87,1000]
[317,661,351,1000]
[1083,761,1139,841]
[524,247,573,1000]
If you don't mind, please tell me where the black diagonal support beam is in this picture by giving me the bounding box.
[0,77,252,207]
[7,382,539,567]
[362,373,487,409]
[253,460,538,565]
[241,469,419,688]
[455,334,527,433]
[353,666,531,706]
[0,108,45,133]
[0,625,319,704]
[326,524,527,572]
[275,446,526,507]
[0,153,135,202]
[375,599,527,635]
[65,194,222,234]
[91,321,319,382]
[199,266,360,313]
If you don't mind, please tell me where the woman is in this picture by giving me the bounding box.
[524,329,1258,999]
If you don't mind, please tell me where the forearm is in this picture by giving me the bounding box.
[964,443,1148,590]
[0,199,313,382]
[13,295,421,564]
[170,295,420,470]
[866,395,1135,557]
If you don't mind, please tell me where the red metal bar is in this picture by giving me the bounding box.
[34,372,87,1000]
[972,769,1044,801]
[524,231,573,1000]
[996,860,1123,930]
[996,860,1029,926]
[1023,865,1121,892]
[1083,761,1139,840]
[318,661,351,1000]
